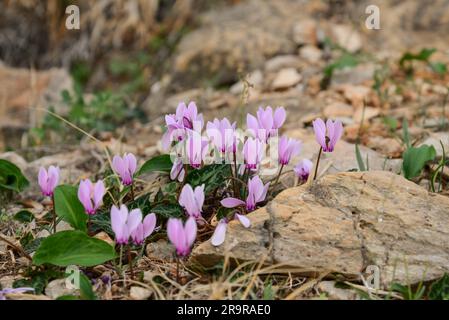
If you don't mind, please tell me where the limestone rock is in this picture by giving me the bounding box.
[129,286,152,300]
[172,0,307,87]
[299,45,322,64]
[146,239,175,261]
[192,171,449,287]
[331,25,362,53]
[271,68,302,90]
[265,55,302,73]
[292,19,318,46]
[317,281,358,300]
[45,279,79,299]
[418,132,449,158]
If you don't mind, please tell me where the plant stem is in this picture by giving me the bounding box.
[313,147,323,180]
[233,151,239,195]
[87,215,92,236]
[52,194,56,234]
[274,164,285,185]
[127,245,134,279]
[130,183,135,202]
[176,255,180,283]
[118,245,124,271]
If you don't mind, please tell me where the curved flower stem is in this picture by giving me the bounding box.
[313,146,323,180]
[176,255,180,283]
[118,244,124,271]
[52,194,56,234]
[274,164,285,185]
[233,152,239,196]
[130,183,135,202]
[227,176,248,189]
[127,245,134,280]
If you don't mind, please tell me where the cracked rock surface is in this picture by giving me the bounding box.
[192,171,449,287]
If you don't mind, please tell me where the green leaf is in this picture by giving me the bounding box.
[151,203,184,219]
[186,164,230,193]
[430,62,447,75]
[402,118,411,148]
[137,154,172,176]
[355,144,366,172]
[216,207,234,220]
[0,159,29,193]
[56,295,80,300]
[400,48,436,67]
[429,273,449,300]
[402,145,437,179]
[33,230,116,267]
[54,185,87,232]
[79,273,96,300]
[14,210,34,223]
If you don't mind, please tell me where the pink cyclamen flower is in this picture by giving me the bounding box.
[38,166,60,197]
[170,157,185,182]
[206,118,237,154]
[161,101,204,150]
[312,118,343,152]
[130,213,156,245]
[221,175,269,212]
[110,205,143,245]
[77,179,106,215]
[0,287,34,300]
[167,217,197,257]
[247,106,286,142]
[294,159,313,182]
[211,214,250,246]
[179,184,205,219]
[112,153,137,186]
[243,137,264,170]
[183,131,209,169]
[278,136,302,165]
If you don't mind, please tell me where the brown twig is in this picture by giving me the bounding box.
[0,234,32,262]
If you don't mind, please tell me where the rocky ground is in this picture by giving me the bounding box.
[1,0,449,300]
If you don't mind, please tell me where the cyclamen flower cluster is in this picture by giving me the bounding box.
[158,102,344,248]
[36,101,343,264]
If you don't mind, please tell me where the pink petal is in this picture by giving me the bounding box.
[167,218,182,248]
[273,107,286,128]
[185,217,197,247]
[235,214,251,228]
[211,220,227,246]
[125,153,137,175]
[312,118,327,150]
[93,180,105,210]
[221,197,246,208]
[142,213,156,238]
[127,209,143,234]
[38,167,48,193]
[111,205,127,239]
[78,179,93,212]
[327,119,343,152]
[112,156,125,177]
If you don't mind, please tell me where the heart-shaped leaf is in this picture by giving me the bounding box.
[137,154,172,176]
[0,159,29,193]
[33,230,116,267]
[54,185,87,232]
[402,145,436,179]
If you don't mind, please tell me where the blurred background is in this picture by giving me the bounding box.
[0,0,448,160]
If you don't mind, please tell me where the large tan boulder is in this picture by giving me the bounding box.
[192,171,449,287]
